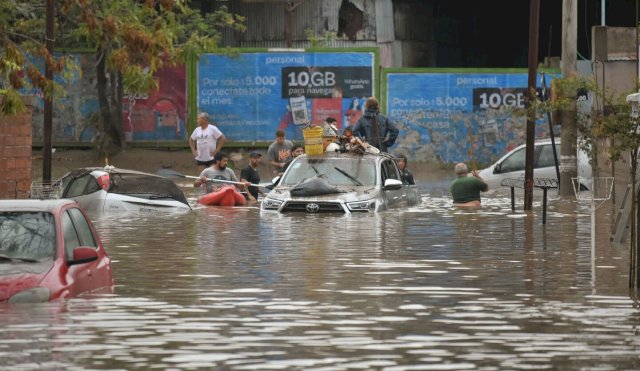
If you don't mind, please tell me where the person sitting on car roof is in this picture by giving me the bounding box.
[351,97,399,153]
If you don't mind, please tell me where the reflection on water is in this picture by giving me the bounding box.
[2,182,640,370]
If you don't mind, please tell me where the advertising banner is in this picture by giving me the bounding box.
[122,65,187,142]
[197,52,375,142]
[28,54,187,144]
[28,53,100,143]
[386,71,558,163]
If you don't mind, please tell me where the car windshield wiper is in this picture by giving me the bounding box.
[334,167,363,186]
[0,254,39,263]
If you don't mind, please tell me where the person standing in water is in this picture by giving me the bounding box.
[450,162,488,207]
[189,112,226,173]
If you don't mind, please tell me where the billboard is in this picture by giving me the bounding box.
[197,52,376,142]
[122,65,187,142]
[28,53,100,143]
[386,71,558,163]
[27,54,188,144]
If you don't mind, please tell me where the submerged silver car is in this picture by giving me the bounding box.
[261,152,420,213]
[478,138,593,191]
[53,167,191,213]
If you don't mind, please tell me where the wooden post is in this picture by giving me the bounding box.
[525,0,540,211]
[559,0,578,196]
[468,127,476,172]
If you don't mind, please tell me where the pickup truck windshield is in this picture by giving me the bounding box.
[282,157,376,187]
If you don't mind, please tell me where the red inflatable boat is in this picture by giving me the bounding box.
[197,186,247,206]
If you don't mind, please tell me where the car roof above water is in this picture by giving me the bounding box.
[66,166,167,178]
[0,199,76,212]
[297,151,394,162]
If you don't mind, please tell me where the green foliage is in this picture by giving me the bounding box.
[0,0,245,149]
[305,29,338,48]
[0,89,27,115]
[121,65,158,95]
[549,75,640,164]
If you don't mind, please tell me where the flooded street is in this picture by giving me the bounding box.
[2,176,640,370]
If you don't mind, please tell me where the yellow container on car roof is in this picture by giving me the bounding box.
[303,126,324,155]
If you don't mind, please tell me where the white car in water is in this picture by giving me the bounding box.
[478,138,593,191]
[261,152,420,213]
[50,167,191,213]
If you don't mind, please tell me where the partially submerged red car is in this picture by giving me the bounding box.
[0,199,113,303]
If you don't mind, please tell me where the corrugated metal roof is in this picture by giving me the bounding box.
[218,0,379,46]
[393,1,433,41]
[375,0,394,43]
[233,39,378,49]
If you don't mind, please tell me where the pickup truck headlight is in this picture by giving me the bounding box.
[9,287,51,303]
[346,200,375,211]
[262,197,283,210]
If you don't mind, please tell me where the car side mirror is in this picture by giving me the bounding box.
[68,246,99,266]
[494,163,502,174]
[271,176,280,185]
[383,179,403,190]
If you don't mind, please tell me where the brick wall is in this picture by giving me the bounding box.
[0,104,33,199]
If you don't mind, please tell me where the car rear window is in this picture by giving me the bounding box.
[0,212,56,261]
[109,173,188,204]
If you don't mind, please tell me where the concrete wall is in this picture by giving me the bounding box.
[592,26,639,96]
[590,26,639,220]
[0,99,34,199]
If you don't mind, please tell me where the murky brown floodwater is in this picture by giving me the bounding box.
[2,175,639,370]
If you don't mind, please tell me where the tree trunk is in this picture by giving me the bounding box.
[96,50,114,156]
[110,71,125,150]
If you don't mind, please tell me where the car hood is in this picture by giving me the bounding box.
[478,165,494,178]
[0,261,53,302]
[268,185,378,202]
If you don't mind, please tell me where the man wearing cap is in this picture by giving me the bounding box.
[267,130,293,175]
[240,151,264,201]
[189,112,226,172]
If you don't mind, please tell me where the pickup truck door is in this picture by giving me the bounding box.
[381,159,407,208]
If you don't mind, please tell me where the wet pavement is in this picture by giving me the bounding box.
[2,175,639,370]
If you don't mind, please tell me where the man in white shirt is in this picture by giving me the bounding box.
[189,112,226,172]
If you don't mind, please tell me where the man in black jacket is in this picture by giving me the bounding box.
[351,97,399,152]
[240,151,264,201]
[396,154,415,185]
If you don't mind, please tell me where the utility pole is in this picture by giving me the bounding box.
[559,0,578,196]
[43,0,54,183]
[524,0,540,210]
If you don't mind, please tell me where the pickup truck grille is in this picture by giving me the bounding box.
[281,201,345,213]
